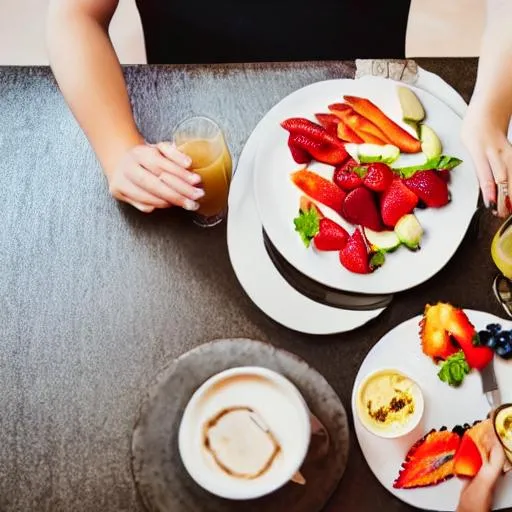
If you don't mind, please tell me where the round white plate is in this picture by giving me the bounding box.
[253,78,479,294]
[226,94,385,335]
[351,310,512,511]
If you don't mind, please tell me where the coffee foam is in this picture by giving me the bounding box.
[179,370,310,499]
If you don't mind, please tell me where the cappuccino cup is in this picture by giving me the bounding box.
[178,367,311,500]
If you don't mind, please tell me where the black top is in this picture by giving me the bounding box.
[135,0,412,64]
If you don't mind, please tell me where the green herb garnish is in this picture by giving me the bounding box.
[437,351,470,387]
[393,156,462,179]
[293,207,320,248]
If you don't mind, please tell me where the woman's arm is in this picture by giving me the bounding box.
[46,0,203,212]
[462,0,512,214]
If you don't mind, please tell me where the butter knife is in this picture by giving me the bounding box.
[481,358,501,409]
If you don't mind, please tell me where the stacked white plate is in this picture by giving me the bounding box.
[227,75,479,335]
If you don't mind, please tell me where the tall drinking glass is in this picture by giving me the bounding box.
[492,214,512,316]
[173,117,232,227]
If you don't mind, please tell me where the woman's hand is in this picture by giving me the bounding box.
[457,441,505,512]
[462,97,512,217]
[107,142,203,213]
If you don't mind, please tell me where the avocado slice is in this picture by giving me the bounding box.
[364,228,401,252]
[420,124,443,160]
[398,86,425,122]
[345,143,400,164]
[395,214,423,250]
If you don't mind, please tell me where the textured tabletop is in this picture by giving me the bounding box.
[0,59,505,512]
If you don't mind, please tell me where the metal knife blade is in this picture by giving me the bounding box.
[480,358,501,409]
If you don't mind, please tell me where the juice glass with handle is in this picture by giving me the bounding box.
[173,116,233,227]
[492,214,512,316]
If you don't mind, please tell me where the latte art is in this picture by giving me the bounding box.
[203,406,281,479]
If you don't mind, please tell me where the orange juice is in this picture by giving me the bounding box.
[179,137,232,218]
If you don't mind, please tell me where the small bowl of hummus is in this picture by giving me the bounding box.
[356,369,424,439]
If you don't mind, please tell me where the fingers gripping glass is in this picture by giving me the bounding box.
[173,117,233,227]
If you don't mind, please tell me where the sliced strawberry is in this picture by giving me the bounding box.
[380,179,419,228]
[420,303,459,361]
[404,170,450,208]
[314,218,349,251]
[281,117,348,149]
[333,159,364,191]
[289,133,348,166]
[454,431,482,477]
[363,163,395,192]
[421,303,494,369]
[314,113,340,137]
[339,228,370,274]
[342,187,383,232]
[288,135,311,164]
[291,169,346,213]
[394,430,460,489]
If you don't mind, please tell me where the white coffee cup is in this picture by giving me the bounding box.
[178,366,311,500]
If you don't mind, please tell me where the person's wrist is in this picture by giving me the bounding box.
[102,131,145,179]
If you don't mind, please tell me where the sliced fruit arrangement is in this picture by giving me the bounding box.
[282,87,463,275]
[419,303,494,387]
[394,419,499,489]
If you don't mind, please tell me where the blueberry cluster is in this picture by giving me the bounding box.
[478,323,512,359]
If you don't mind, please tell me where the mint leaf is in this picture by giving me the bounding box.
[393,156,463,179]
[437,351,470,387]
[293,207,320,248]
[353,166,368,178]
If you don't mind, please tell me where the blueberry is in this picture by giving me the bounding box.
[496,343,512,358]
[478,330,491,345]
[487,336,498,349]
[497,333,509,346]
[486,323,502,335]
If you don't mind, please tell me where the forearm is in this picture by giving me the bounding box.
[471,0,512,129]
[47,3,143,176]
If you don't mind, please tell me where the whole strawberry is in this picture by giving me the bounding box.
[342,187,383,232]
[363,163,395,192]
[339,228,370,274]
[404,170,450,208]
[333,159,364,191]
[314,218,349,251]
[380,179,419,228]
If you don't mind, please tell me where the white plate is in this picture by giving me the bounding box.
[226,99,385,335]
[253,78,479,294]
[351,310,512,511]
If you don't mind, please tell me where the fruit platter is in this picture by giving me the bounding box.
[352,303,512,511]
[253,78,479,294]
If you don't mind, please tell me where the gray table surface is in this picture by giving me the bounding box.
[0,59,507,512]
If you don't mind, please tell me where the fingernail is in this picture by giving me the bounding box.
[189,173,202,185]
[184,200,199,211]
[483,196,490,208]
[183,156,192,167]
[193,188,205,199]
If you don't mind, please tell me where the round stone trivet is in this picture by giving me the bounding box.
[131,339,349,512]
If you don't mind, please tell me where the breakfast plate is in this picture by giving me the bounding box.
[351,309,512,511]
[227,86,386,334]
[253,78,479,295]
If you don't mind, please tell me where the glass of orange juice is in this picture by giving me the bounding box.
[173,116,232,227]
[492,214,512,317]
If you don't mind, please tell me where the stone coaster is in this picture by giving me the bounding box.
[131,338,349,512]
[355,59,418,84]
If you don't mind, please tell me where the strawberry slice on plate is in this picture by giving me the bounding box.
[363,163,395,192]
[314,218,349,251]
[380,179,419,228]
[291,169,346,213]
[453,429,483,477]
[314,113,340,137]
[342,187,383,232]
[333,159,364,191]
[394,429,460,489]
[339,228,371,274]
[288,135,311,164]
[404,170,450,207]
[281,117,348,165]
